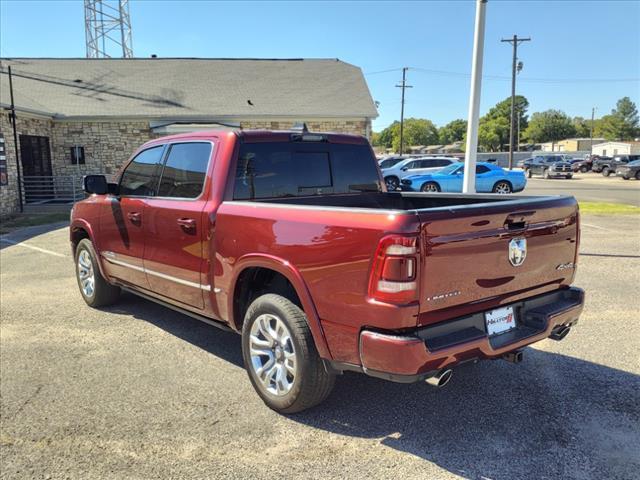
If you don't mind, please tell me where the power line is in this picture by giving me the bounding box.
[377,66,638,83]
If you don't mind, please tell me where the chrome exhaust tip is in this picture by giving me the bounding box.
[550,325,571,341]
[425,369,453,388]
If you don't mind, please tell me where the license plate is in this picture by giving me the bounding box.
[485,306,516,336]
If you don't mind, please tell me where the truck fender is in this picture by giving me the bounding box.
[70,219,110,282]
[229,254,332,360]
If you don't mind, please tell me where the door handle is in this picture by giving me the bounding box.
[127,212,141,224]
[177,218,196,231]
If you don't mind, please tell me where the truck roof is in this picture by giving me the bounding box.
[140,128,369,149]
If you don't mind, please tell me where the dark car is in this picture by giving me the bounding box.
[522,155,573,179]
[593,154,640,176]
[616,159,640,180]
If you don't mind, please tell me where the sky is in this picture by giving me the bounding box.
[1,0,639,131]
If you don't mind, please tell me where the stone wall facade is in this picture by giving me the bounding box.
[0,114,371,217]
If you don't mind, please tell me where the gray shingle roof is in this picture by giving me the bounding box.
[0,58,378,120]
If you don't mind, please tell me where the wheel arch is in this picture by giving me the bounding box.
[229,254,332,359]
[493,179,513,191]
[70,220,109,278]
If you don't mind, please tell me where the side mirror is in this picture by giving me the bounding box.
[84,175,108,194]
[401,167,409,171]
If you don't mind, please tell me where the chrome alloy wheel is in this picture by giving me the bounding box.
[77,249,95,298]
[249,314,297,396]
[493,182,512,194]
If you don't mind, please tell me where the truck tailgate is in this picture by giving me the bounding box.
[416,196,579,325]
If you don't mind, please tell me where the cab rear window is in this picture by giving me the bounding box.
[233,142,381,200]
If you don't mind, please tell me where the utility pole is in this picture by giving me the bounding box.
[589,107,596,152]
[462,0,488,194]
[7,66,24,213]
[501,34,530,169]
[395,67,412,155]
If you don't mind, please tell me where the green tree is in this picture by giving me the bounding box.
[375,121,400,148]
[485,95,530,129]
[597,97,639,140]
[477,117,510,152]
[572,116,591,138]
[438,119,467,144]
[386,118,439,153]
[524,110,576,143]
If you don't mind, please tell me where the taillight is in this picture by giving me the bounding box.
[368,235,419,304]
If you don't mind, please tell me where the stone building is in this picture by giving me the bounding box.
[0,58,378,216]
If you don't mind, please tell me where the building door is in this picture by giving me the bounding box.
[19,135,53,202]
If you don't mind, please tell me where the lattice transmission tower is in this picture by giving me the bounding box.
[84,0,133,58]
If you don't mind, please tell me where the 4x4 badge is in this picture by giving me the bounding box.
[509,237,527,267]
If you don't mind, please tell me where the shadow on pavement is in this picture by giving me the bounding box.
[0,222,69,251]
[107,293,640,480]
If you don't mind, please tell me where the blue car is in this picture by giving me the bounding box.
[400,162,526,194]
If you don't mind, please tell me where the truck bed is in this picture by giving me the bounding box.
[251,191,562,212]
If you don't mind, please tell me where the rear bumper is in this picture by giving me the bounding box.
[358,287,584,382]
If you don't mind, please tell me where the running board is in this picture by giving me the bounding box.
[118,285,234,332]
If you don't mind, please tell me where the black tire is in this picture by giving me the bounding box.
[74,238,120,307]
[420,181,441,192]
[566,174,573,179]
[526,168,532,178]
[602,167,611,177]
[543,169,550,179]
[622,176,630,180]
[385,176,400,190]
[241,293,335,414]
[635,171,640,180]
[492,181,512,194]
[580,165,589,173]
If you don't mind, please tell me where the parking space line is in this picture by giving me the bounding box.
[0,239,68,258]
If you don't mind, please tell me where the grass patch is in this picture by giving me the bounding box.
[579,202,640,215]
[0,212,69,235]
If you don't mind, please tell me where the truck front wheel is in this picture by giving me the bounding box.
[241,293,335,413]
[75,238,120,307]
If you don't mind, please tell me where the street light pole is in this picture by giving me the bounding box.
[462,0,488,194]
[501,35,530,170]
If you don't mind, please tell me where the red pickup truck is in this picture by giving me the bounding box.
[70,128,584,413]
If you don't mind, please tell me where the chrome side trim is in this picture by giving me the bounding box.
[103,255,212,292]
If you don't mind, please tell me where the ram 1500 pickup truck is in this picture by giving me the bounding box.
[71,128,584,413]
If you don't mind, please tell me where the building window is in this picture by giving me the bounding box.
[613,149,618,155]
[602,150,607,156]
[71,146,85,165]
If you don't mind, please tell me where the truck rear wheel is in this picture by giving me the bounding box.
[241,293,335,413]
[602,167,611,177]
[75,238,120,307]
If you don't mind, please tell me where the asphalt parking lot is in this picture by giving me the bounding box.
[1,212,639,479]
[518,172,640,206]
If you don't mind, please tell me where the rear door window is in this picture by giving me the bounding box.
[157,142,212,198]
[119,146,164,196]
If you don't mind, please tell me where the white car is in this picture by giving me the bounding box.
[381,157,457,190]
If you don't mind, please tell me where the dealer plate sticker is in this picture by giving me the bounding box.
[485,306,516,336]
